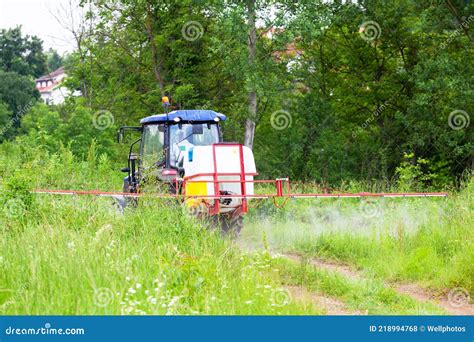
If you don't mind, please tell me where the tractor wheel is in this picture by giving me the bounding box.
[220,214,244,237]
[115,179,138,211]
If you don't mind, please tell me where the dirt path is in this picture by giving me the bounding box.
[284,285,366,315]
[395,283,474,315]
[279,252,474,315]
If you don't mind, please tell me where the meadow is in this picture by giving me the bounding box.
[0,142,472,315]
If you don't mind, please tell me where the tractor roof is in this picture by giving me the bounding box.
[140,110,227,124]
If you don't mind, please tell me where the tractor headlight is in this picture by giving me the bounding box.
[173,117,181,123]
[213,117,220,122]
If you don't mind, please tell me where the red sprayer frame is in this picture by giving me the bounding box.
[31,142,449,208]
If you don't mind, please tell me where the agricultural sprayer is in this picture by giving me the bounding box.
[32,102,448,235]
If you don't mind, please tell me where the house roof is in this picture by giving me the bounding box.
[140,110,227,124]
[35,66,65,82]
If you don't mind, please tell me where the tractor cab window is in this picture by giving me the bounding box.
[170,123,219,167]
[141,124,165,168]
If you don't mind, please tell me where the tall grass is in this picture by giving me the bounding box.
[1,142,471,314]
[0,144,315,315]
[244,179,474,293]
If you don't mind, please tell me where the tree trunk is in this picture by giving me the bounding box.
[145,7,165,97]
[244,0,257,149]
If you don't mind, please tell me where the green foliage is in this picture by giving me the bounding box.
[0,70,39,116]
[0,102,13,142]
[395,152,433,191]
[0,26,47,77]
[20,102,116,158]
[45,48,63,72]
[0,1,472,188]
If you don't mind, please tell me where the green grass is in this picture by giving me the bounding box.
[0,142,471,314]
[273,257,446,315]
[243,181,474,294]
[0,196,316,315]
[0,144,317,315]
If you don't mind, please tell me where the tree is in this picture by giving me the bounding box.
[0,26,47,77]
[46,48,63,72]
[244,0,257,149]
[0,101,13,142]
[58,0,472,187]
[0,70,39,118]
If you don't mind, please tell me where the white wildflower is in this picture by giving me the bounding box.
[94,224,112,239]
[168,296,180,308]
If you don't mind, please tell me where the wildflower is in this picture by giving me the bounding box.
[168,296,181,308]
[94,224,112,239]
[67,241,75,249]
[128,287,136,294]
[125,276,131,281]
[135,283,142,289]
[245,300,252,305]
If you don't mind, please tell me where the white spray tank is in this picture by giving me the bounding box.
[183,144,256,212]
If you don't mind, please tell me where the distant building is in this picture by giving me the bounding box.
[35,67,71,105]
[261,27,303,70]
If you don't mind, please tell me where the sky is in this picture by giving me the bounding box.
[0,0,76,54]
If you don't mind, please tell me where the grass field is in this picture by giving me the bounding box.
[0,143,472,314]
[243,183,473,294]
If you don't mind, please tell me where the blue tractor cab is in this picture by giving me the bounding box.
[118,110,226,194]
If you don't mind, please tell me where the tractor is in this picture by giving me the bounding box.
[30,104,449,234]
[117,109,256,235]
